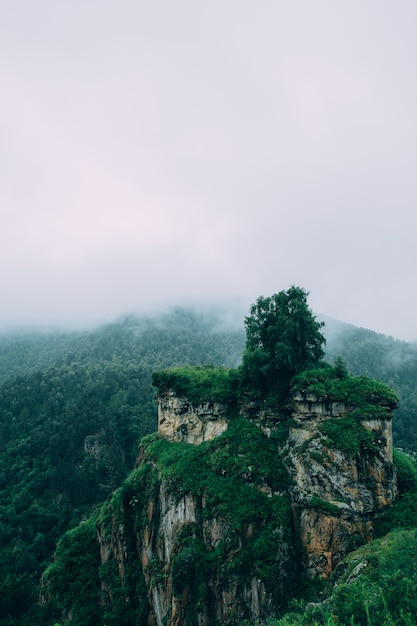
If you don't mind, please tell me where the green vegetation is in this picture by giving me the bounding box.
[0,308,244,625]
[291,364,398,410]
[305,495,341,517]
[246,446,417,626]
[46,419,297,624]
[41,518,102,626]
[254,529,417,626]
[146,417,293,496]
[152,365,240,404]
[318,416,376,457]
[241,286,326,400]
[374,449,417,536]
[1,293,417,625]
[291,364,398,457]
[324,322,417,452]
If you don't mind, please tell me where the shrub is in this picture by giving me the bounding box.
[42,518,102,626]
[318,416,376,457]
[374,449,417,536]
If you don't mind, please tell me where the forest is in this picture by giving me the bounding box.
[0,304,417,624]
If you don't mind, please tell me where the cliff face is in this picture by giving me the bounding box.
[288,393,397,578]
[95,417,297,626]
[92,386,397,626]
[100,483,292,625]
[157,391,229,444]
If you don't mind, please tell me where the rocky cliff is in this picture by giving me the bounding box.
[95,416,297,625]
[43,366,398,626]
[288,392,397,578]
[88,369,397,626]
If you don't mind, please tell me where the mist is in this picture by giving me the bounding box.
[2,1,417,340]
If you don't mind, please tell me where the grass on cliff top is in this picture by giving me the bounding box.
[152,365,240,404]
[291,364,398,412]
[153,362,398,416]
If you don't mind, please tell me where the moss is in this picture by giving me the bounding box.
[144,418,292,497]
[152,365,240,405]
[291,366,397,458]
[139,418,297,614]
[62,417,294,623]
[291,365,398,413]
[171,525,216,606]
[306,495,341,517]
[318,415,376,457]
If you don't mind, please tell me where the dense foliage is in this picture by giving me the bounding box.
[0,295,417,624]
[45,418,297,625]
[41,518,102,626]
[241,286,325,400]
[43,442,417,626]
[0,309,244,625]
[248,452,417,626]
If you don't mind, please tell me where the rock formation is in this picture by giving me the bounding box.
[91,378,397,626]
[288,393,397,578]
[157,391,229,444]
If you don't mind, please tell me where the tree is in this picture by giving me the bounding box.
[241,286,326,399]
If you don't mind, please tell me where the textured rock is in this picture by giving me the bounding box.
[292,393,350,420]
[288,393,397,577]
[97,474,294,626]
[157,391,228,444]
[157,388,397,579]
[94,386,398,624]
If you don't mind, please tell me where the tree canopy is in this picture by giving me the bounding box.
[241,286,326,399]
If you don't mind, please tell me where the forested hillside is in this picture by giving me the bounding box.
[0,309,244,625]
[0,306,416,624]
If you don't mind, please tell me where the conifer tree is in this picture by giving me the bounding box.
[241,286,325,400]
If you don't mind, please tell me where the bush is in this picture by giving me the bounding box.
[318,416,376,457]
[42,518,102,626]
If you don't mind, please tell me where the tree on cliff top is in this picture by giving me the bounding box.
[241,286,326,400]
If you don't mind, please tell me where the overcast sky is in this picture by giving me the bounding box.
[1,1,417,339]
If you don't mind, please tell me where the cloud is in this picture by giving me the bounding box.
[1,1,417,338]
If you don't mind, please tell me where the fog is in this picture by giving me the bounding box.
[2,1,417,339]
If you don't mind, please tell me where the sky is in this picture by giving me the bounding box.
[1,1,417,339]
